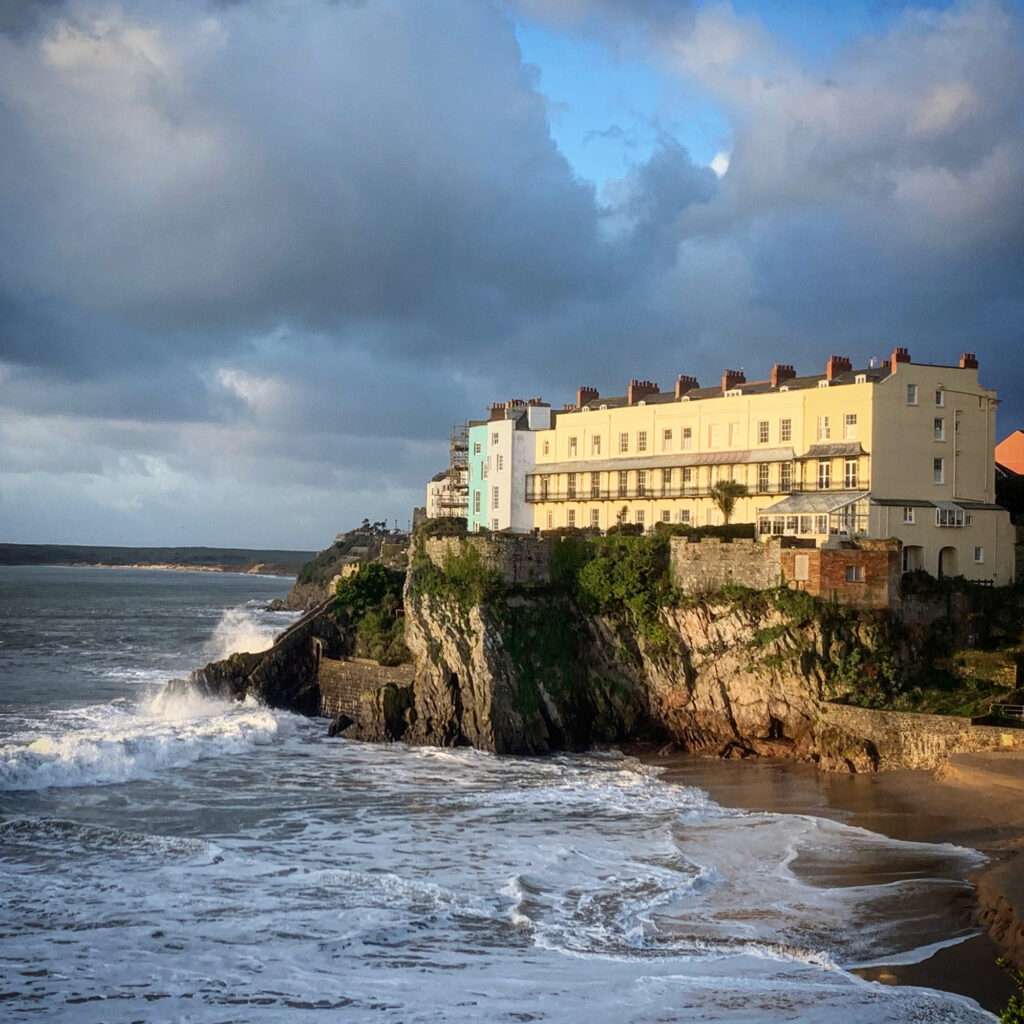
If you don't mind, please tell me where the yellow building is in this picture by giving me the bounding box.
[526,349,1015,585]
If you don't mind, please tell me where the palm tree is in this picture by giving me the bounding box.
[709,480,749,526]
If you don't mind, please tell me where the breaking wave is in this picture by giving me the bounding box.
[0,690,282,792]
[205,605,293,659]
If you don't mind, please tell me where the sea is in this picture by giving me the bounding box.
[0,564,999,1023]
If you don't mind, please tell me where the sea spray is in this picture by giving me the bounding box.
[205,604,296,659]
[0,689,282,791]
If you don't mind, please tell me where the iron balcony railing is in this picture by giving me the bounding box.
[526,484,796,503]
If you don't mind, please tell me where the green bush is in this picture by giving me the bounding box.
[415,517,469,538]
[574,534,671,642]
[335,563,409,664]
[999,959,1024,1024]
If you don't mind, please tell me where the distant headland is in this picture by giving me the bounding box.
[0,543,317,578]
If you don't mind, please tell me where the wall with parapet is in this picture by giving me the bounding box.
[422,535,553,586]
[670,537,789,592]
[318,656,414,719]
[820,702,1024,770]
[670,535,900,609]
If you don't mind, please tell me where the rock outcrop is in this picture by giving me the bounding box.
[184,598,349,714]
[380,576,887,769]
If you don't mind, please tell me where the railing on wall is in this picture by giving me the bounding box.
[526,485,794,503]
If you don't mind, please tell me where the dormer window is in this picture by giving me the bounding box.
[779,386,789,392]
[855,374,867,384]
[725,388,742,397]
[817,380,829,389]
[599,404,607,410]
[637,400,646,407]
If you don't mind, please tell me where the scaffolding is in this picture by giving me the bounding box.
[437,423,469,517]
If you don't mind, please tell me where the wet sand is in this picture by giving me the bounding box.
[638,750,1024,1014]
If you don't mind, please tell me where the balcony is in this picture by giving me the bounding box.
[526,484,795,503]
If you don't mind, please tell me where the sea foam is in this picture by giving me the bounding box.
[0,689,281,792]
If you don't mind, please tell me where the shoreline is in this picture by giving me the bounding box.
[633,747,1024,1014]
[2,562,298,579]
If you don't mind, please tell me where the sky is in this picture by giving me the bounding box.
[0,0,1021,549]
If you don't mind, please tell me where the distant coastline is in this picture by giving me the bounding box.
[38,562,297,578]
[0,543,316,578]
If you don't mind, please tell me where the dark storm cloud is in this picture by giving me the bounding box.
[0,0,1022,547]
[0,0,65,38]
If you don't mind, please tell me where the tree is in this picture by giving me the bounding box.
[709,480,749,526]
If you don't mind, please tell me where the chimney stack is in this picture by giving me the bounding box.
[825,354,852,382]
[674,374,700,399]
[770,363,796,387]
[890,346,911,373]
[576,385,599,408]
[959,352,979,370]
[488,402,504,420]
[627,378,659,405]
[721,369,746,393]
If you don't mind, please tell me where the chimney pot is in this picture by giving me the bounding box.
[721,369,746,393]
[889,346,911,373]
[959,352,979,370]
[770,363,796,387]
[825,354,852,381]
[627,378,659,405]
[674,374,700,399]
[576,385,599,408]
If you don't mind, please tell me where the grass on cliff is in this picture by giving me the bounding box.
[334,563,410,666]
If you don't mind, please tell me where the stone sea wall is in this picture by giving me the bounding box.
[819,703,1024,771]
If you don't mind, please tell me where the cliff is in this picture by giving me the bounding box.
[192,534,1024,774]
[381,571,892,770]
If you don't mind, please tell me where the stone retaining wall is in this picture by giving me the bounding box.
[423,535,553,586]
[670,537,788,592]
[670,536,900,609]
[820,702,1024,770]
[318,657,414,719]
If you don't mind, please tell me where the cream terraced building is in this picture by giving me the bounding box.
[526,348,1015,585]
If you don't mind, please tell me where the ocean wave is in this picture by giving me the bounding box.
[0,691,282,792]
[204,606,286,659]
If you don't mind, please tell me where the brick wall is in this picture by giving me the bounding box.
[821,702,1024,770]
[423,535,553,586]
[318,657,414,719]
[780,539,900,610]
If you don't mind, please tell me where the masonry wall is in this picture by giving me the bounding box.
[670,537,786,591]
[780,539,900,610]
[318,657,414,719]
[423,535,553,586]
[821,703,1024,771]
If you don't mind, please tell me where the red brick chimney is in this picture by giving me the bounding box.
[721,369,746,393]
[825,354,852,381]
[890,346,911,373]
[959,352,979,369]
[627,378,659,404]
[576,385,599,408]
[674,374,700,399]
[488,402,504,420]
[770,363,796,387]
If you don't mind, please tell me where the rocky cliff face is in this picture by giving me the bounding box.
[344,572,893,771]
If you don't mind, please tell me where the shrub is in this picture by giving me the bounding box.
[415,517,469,538]
[998,959,1024,1024]
[335,563,409,664]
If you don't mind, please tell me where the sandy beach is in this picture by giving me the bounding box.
[637,748,1024,1014]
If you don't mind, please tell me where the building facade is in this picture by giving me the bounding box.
[525,350,1014,584]
[468,399,551,533]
